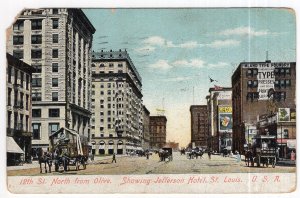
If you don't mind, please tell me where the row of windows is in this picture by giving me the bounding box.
[13,18,59,31]
[13,34,59,45]
[247,79,292,88]
[247,68,291,77]
[7,88,30,110]
[32,108,60,118]
[33,63,59,73]
[92,63,123,67]
[7,66,30,90]
[32,92,58,101]
[32,78,58,87]
[32,122,59,140]
[92,70,124,74]
[12,49,59,59]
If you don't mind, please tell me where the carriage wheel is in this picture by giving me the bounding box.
[272,158,276,168]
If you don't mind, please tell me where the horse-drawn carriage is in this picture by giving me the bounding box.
[159,147,173,161]
[244,135,278,168]
[49,127,90,172]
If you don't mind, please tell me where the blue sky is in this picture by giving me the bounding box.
[83,8,296,147]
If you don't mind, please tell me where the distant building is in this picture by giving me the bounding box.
[149,116,167,149]
[91,50,143,155]
[6,8,96,155]
[190,105,209,148]
[6,53,35,165]
[164,141,179,151]
[231,60,296,153]
[206,88,232,152]
[142,105,150,150]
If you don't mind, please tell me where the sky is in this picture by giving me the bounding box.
[83,8,296,147]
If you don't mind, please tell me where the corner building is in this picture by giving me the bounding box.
[149,116,167,149]
[7,9,96,153]
[91,50,143,155]
[232,61,296,153]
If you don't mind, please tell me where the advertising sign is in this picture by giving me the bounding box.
[257,64,275,100]
[218,106,233,132]
[278,108,291,122]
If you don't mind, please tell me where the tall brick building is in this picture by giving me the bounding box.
[149,116,167,149]
[232,60,296,153]
[7,9,96,153]
[190,105,209,148]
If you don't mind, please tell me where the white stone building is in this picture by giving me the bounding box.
[91,50,143,155]
[6,8,96,154]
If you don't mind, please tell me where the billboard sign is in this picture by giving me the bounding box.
[257,64,275,100]
[278,108,291,122]
[218,106,233,132]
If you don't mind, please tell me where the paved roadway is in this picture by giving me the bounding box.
[7,152,295,176]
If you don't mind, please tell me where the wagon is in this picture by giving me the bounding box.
[251,135,278,168]
[161,147,173,161]
[49,127,90,172]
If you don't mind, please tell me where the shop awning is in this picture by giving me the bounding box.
[6,136,24,154]
[277,139,288,144]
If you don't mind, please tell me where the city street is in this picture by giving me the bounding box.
[7,152,295,176]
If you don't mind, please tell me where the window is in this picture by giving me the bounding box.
[247,80,252,88]
[274,80,280,88]
[31,49,42,59]
[52,92,58,101]
[107,90,111,95]
[32,78,42,87]
[252,80,258,88]
[26,94,29,110]
[283,129,289,138]
[13,20,24,31]
[13,50,23,59]
[285,79,291,87]
[33,64,42,73]
[100,91,104,95]
[118,70,123,73]
[247,69,252,76]
[100,64,104,67]
[52,19,59,29]
[100,127,104,131]
[8,66,12,83]
[13,36,23,45]
[48,123,59,134]
[253,69,258,76]
[52,78,58,87]
[31,19,42,30]
[108,97,111,101]
[52,9,58,14]
[108,103,111,108]
[108,124,111,129]
[32,109,41,117]
[31,35,42,44]
[52,34,59,43]
[52,49,58,58]
[109,63,114,67]
[274,68,280,76]
[32,92,41,101]
[118,63,123,67]
[49,109,60,117]
[100,112,104,116]
[52,63,58,72]
[280,80,285,87]
[100,84,104,88]
[285,68,291,75]
[7,88,12,106]
[32,123,41,139]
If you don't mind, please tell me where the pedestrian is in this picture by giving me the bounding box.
[112,153,116,163]
[146,152,149,160]
[291,150,296,161]
[208,150,211,160]
[236,151,241,162]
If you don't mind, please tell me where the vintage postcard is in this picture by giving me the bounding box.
[3,6,297,194]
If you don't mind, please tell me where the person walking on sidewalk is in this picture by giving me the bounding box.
[112,153,117,163]
[208,149,212,160]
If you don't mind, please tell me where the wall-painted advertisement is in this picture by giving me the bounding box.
[257,64,275,100]
[218,106,233,132]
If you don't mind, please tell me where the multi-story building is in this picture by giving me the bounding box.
[7,8,96,154]
[190,105,209,148]
[149,116,167,149]
[91,50,143,155]
[6,53,35,164]
[232,60,296,153]
[206,87,232,152]
[142,105,150,150]
[164,141,180,151]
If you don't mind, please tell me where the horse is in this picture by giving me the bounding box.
[180,149,186,155]
[244,149,254,167]
[37,148,52,173]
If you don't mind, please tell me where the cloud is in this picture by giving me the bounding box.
[143,36,165,46]
[135,45,156,53]
[219,26,269,37]
[179,41,199,49]
[148,59,173,70]
[163,77,192,82]
[207,62,229,68]
[206,39,240,48]
[173,59,205,68]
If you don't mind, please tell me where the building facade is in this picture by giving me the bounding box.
[142,105,150,150]
[91,50,143,155]
[206,88,232,152]
[6,53,35,164]
[7,8,96,154]
[231,61,296,153]
[149,116,167,149]
[190,105,209,148]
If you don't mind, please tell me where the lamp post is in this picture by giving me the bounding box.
[280,123,283,160]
